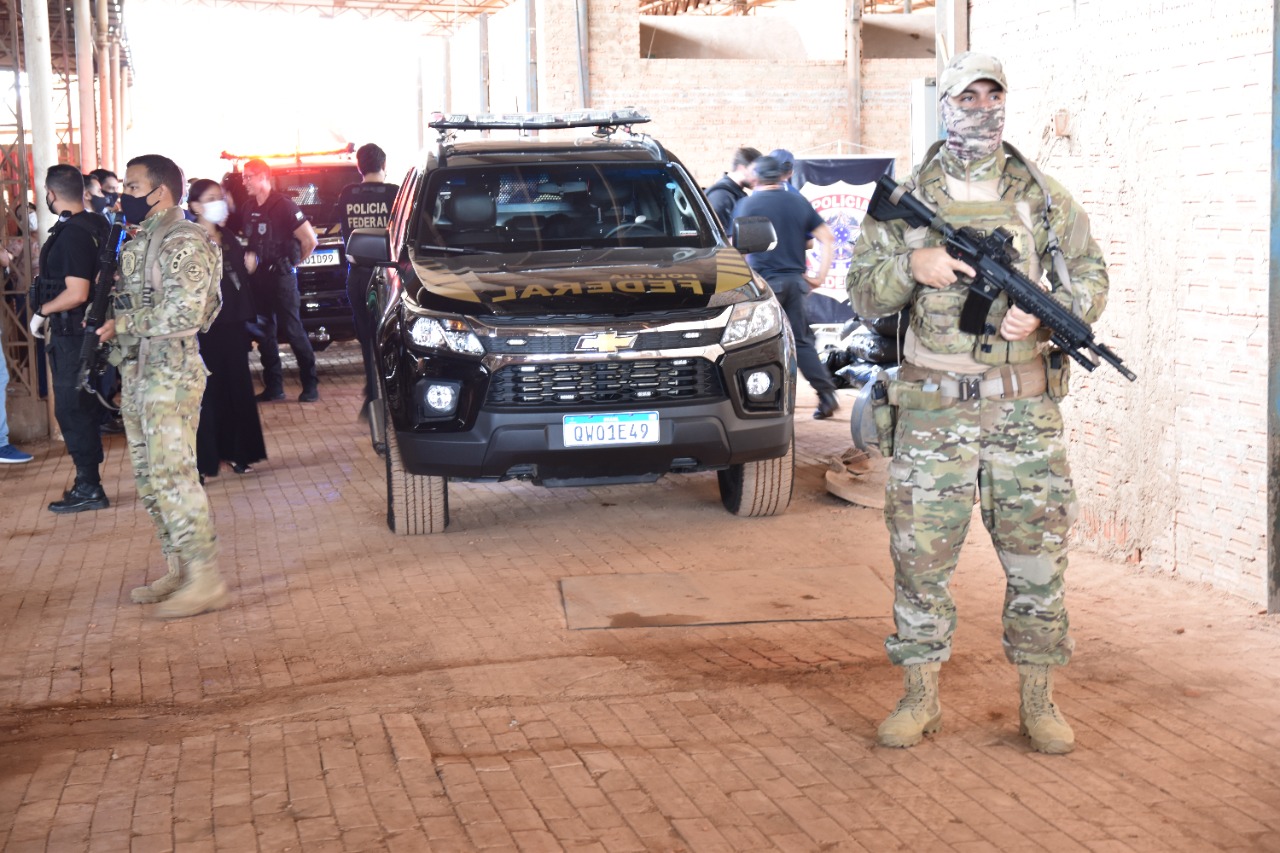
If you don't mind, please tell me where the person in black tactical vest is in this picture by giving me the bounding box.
[239,158,320,402]
[28,164,112,512]
[337,143,399,415]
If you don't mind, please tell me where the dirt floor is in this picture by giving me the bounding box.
[2,341,1280,852]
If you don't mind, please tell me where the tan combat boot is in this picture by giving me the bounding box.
[151,557,229,619]
[877,662,942,748]
[130,553,183,604]
[1018,664,1075,754]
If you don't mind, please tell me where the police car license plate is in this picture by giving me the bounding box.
[300,248,340,267]
[563,412,659,448]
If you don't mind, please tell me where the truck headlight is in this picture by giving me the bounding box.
[408,316,485,355]
[721,300,783,349]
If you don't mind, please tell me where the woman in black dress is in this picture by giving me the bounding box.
[188,178,267,478]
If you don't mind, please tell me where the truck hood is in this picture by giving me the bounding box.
[403,247,762,317]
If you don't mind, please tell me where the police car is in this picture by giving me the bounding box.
[222,146,362,349]
[346,109,796,534]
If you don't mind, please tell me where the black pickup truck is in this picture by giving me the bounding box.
[347,110,797,534]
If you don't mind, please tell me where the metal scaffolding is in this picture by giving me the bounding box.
[0,0,129,438]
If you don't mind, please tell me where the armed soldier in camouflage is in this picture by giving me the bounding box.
[847,52,1110,754]
[99,154,228,619]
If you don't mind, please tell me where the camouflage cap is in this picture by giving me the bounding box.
[938,51,1008,100]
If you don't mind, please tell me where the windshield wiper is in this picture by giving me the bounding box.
[417,244,497,255]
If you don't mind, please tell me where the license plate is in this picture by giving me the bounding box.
[562,412,660,448]
[300,248,340,267]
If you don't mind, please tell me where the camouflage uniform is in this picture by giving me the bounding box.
[846,143,1109,668]
[112,207,223,588]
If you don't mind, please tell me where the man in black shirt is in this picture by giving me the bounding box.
[337,143,399,414]
[240,158,320,402]
[731,154,840,420]
[704,146,760,232]
[29,164,111,512]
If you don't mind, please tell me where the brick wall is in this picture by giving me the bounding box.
[970,0,1272,601]
[509,1,928,182]
[862,57,935,168]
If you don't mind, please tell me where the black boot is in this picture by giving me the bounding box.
[49,481,109,513]
[813,390,840,420]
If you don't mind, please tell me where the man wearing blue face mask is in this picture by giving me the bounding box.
[100,153,227,618]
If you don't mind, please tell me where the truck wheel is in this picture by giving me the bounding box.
[718,436,794,517]
[384,404,449,534]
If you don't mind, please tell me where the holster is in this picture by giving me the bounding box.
[870,379,896,457]
[1045,350,1071,401]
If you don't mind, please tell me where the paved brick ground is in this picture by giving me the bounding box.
[2,341,1280,852]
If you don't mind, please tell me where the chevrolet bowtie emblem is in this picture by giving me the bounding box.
[575,331,638,353]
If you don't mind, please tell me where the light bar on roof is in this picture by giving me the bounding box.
[428,108,651,132]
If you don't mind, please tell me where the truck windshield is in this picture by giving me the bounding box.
[415,163,714,253]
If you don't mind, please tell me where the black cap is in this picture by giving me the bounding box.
[752,155,783,183]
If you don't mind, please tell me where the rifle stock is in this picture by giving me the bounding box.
[77,222,127,401]
[867,174,1136,382]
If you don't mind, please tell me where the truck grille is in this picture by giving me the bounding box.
[485,328,722,354]
[487,358,723,406]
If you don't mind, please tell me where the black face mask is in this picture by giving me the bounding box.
[120,186,160,224]
[46,194,59,216]
[90,195,110,214]
[102,191,119,206]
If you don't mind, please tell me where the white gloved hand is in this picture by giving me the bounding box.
[29,313,46,339]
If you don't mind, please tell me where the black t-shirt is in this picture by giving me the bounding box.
[337,181,399,245]
[240,190,308,265]
[731,188,824,277]
[42,211,105,287]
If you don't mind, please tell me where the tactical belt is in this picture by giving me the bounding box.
[898,360,1046,403]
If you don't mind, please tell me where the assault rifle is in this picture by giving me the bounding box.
[867,174,1136,382]
[77,221,128,406]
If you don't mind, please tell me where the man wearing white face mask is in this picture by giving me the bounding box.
[848,52,1111,755]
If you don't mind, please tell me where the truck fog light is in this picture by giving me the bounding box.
[745,370,773,398]
[414,378,462,422]
[426,384,457,413]
[739,365,781,407]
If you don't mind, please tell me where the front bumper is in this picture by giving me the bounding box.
[392,399,793,482]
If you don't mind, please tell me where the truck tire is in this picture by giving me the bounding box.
[717,436,794,517]
[384,404,449,534]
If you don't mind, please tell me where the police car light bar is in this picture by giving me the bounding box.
[428,108,651,132]
[219,143,356,163]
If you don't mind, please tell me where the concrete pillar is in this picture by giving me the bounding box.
[20,0,57,235]
[847,0,861,145]
[18,0,57,439]
[96,0,112,169]
[479,14,490,114]
[73,0,96,171]
[526,0,538,113]
[111,39,123,162]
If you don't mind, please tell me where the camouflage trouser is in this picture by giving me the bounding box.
[119,336,217,567]
[883,394,1077,667]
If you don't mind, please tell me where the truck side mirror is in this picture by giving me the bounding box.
[732,216,778,255]
[347,228,393,266]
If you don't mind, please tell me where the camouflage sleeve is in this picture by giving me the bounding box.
[1041,175,1109,325]
[115,230,221,337]
[846,212,917,319]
